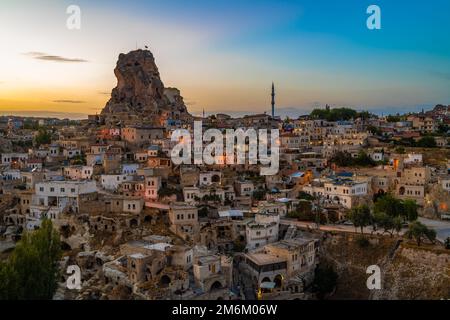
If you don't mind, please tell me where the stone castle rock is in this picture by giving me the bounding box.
[100,49,192,126]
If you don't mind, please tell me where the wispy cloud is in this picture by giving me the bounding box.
[52,99,86,104]
[97,91,110,95]
[24,52,88,63]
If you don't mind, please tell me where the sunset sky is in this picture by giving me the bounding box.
[0,0,449,118]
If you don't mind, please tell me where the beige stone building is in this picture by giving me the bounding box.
[168,202,199,242]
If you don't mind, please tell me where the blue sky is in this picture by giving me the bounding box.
[0,0,449,117]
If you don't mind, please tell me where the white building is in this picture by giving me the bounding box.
[63,148,81,159]
[1,169,21,181]
[404,153,423,165]
[322,179,368,209]
[1,153,28,165]
[27,180,97,229]
[370,152,384,162]
[303,177,368,209]
[246,213,280,250]
[101,174,134,191]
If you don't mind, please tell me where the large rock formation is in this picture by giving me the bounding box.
[101,49,191,125]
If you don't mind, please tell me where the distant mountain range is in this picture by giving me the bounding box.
[0,104,442,121]
[0,110,88,120]
[194,105,438,119]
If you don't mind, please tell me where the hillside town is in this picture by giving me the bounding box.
[0,50,449,300]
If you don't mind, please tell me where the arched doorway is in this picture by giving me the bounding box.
[160,275,171,288]
[261,277,271,283]
[274,274,283,288]
[129,218,138,228]
[210,281,222,292]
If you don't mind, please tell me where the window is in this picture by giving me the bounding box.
[61,188,65,192]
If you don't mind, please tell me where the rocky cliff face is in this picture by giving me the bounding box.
[320,233,450,300]
[101,49,191,125]
[371,245,450,299]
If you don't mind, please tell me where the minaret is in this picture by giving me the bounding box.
[271,82,275,117]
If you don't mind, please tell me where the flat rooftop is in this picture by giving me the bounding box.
[266,238,312,251]
[245,253,285,266]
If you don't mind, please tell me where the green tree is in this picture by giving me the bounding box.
[395,147,406,154]
[374,194,403,217]
[445,237,450,249]
[386,114,402,122]
[354,151,376,167]
[373,212,394,236]
[0,261,20,299]
[367,125,382,136]
[393,216,404,236]
[0,219,61,299]
[71,154,86,165]
[310,107,358,121]
[330,151,375,167]
[437,123,449,135]
[297,191,315,201]
[374,195,418,222]
[402,199,418,221]
[330,151,353,167]
[349,204,372,234]
[416,136,436,148]
[34,128,52,147]
[405,221,436,246]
